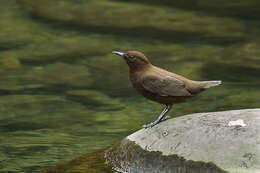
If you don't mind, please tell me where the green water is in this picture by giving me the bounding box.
[1,0,260,172]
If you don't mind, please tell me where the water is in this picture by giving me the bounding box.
[0,0,260,172]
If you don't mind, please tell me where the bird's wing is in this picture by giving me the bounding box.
[141,75,192,97]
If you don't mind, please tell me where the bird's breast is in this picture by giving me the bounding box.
[130,72,142,90]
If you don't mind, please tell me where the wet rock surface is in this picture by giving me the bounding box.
[40,151,114,173]
[105,109,260,173]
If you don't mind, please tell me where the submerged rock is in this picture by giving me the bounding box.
[84,54,135,97]
[32,63,93,89]
[19,0,247,44]
[117,0,260,19]
[66,90,125,111]
[40,151,114,173]
[0,94,94,129]
[0,63,93,93]
[105,109,260,173]
[0,68,46,94]
[0,94,102,172]
[0,56,21,70]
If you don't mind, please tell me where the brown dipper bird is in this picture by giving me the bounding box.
[112,51,221,128]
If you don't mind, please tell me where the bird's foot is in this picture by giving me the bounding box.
[161,115,170,122]
[143,123,155,128]
[143,105,172,128]
[143,121,160,128]
[143,116,170,128]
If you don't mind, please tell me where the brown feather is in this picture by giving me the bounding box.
[113,50,221,105]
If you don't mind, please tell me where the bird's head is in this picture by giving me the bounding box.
[112,50,151,71]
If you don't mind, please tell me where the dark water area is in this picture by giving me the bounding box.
[0,0,260,172]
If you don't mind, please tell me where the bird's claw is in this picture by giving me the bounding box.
[161,115,170,121]
[143,116,171,128]
[143,123,155,128]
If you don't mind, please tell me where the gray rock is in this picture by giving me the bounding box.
[105,109,260,173]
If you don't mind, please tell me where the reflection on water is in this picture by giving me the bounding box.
[0,0,260,172]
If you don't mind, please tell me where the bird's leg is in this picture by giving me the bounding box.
[160,105,173,121]
[143,105,172,128]
[157,105,172,122]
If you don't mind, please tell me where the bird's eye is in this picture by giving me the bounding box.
[129,55,136,62]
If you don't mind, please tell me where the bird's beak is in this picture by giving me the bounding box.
[112,51,125,57]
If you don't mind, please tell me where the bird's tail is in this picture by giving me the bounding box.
[202,80,222,88]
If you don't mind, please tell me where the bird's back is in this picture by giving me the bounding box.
[144,66,208,95]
